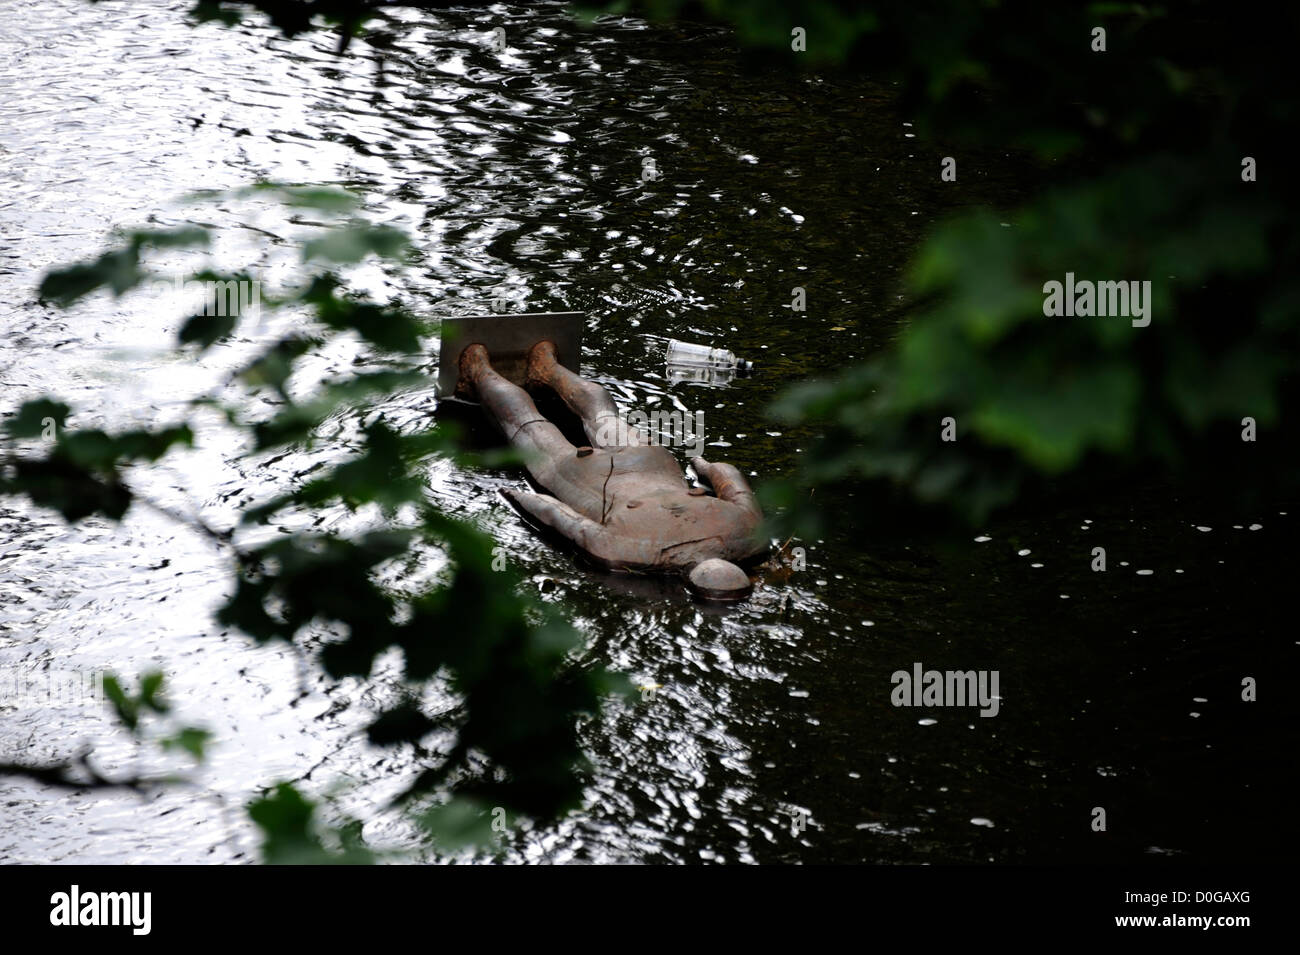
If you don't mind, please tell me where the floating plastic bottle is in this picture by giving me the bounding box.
[666,363,737,387]
[664,339,753,372]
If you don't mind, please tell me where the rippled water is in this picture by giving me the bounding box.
[1,0,1292,864]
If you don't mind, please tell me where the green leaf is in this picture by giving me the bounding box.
[332,303,424,353]
[101,674,138,731]
[302,223,409,264]
[239,336,316,392]
[248,783,327,864]
[127,226,210,252]
[161,727,212,760]
[179,311,238,349]
[4,454,132,522]
[188,1,242,27]
[418,797,498,852]
[6,399,70,439]
[216,577,284,642]
[365,703,438,747]
[112,426,195,462]
[267,185,360,213]
[248,782,373,864]
[38,260,125,307]
[57,431,118,470]
[139,670,168,714]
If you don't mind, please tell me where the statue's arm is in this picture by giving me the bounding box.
[502,488,607,550]
[691,456,761,519]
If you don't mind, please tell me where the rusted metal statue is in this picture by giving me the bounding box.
[457,340,765,600]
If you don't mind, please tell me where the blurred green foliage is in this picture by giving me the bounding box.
[182,1,1299,533]
[20,0,1293,858]
[602,0,1299,532]
[4,185,627,860]
[102,670,213,763]
[249,782,375,864]
[101,670,169,732]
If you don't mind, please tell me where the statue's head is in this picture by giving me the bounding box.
[686,558,753,601]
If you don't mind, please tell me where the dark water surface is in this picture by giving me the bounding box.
[0,0,1291,863]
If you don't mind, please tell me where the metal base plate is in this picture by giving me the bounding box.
[437,311,585,398]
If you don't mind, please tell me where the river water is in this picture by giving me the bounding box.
[0,0,1291,864]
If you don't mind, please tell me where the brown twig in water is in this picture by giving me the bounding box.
[0,751,174,793]
[774,488,815,562]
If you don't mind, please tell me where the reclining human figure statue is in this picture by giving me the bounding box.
[456,340,766,600]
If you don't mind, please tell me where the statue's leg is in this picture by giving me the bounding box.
[525,340,645,448]
[459,344,572,470]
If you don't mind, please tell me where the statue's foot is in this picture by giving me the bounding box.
[455,343,491,399]
[524,339,559,390]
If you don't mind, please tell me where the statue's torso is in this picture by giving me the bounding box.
[529,445,764,570]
